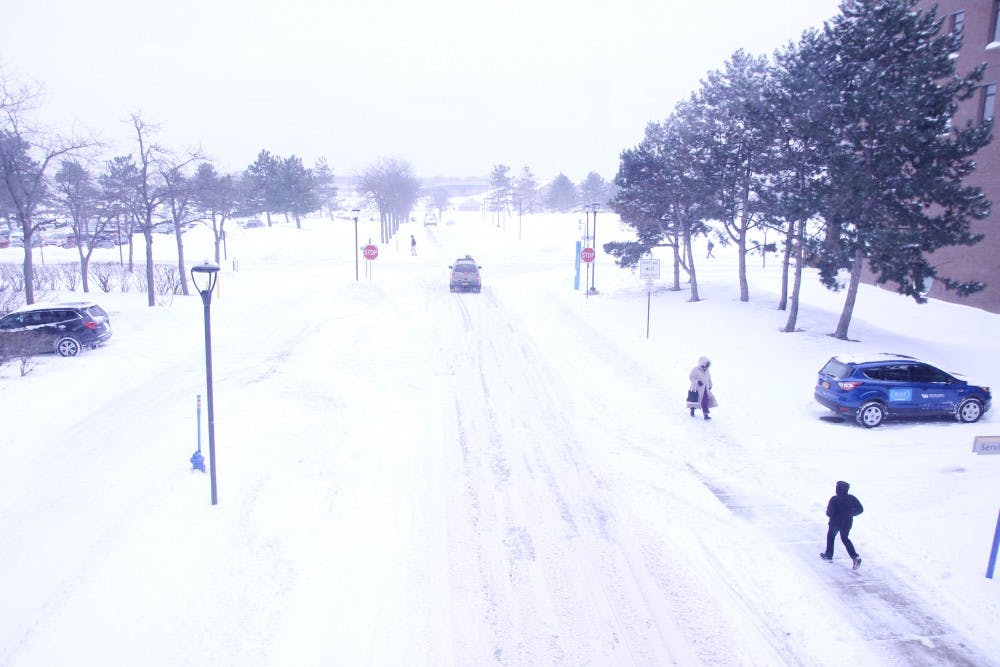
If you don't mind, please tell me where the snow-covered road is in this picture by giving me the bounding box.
[1,215,997,665]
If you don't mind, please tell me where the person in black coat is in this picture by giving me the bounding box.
[820,480,864,569]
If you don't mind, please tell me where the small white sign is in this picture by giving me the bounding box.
[973,436,1000,454]
[639,258,660,279]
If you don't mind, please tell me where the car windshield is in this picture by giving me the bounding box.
[84,305,109,319]
[454,264,477,273]
[819,358,852,379]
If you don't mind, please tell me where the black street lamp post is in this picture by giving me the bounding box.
[590,203,600,293]
[353,209,361,281]
[191,261,221,505]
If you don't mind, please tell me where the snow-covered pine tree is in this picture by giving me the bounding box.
[812,0,991,339]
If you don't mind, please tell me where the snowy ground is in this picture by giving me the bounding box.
[1,210,998,666]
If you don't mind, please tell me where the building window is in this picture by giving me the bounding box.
[983,84,997,122]
[952,11,965,40]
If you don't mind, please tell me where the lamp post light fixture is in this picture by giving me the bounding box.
[352,208,361,281]
[590,203,600,293]
[191,260,221,506]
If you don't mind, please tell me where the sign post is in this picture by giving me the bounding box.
[639,258,660,338]
[363,244,378,280]
[581,247,595,299]
[574,241,581,290]
[362,243,378,280]
[987,509,1000,579]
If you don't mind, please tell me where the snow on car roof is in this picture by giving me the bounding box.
[831,352,918,365]
[831,352,981,381]
[15,301,102,312]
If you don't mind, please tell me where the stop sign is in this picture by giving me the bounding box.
[581,247,596,263]
[363,244,379,260]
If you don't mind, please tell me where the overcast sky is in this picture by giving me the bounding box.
[2,0,842,181]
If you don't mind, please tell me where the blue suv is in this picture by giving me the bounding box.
[814,354,991,428]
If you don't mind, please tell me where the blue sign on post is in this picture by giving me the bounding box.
[574,241,581,290]
[988,509,1000,579]
[973,437,1000,578]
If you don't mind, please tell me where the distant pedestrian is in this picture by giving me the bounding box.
[706,240,715,258]
[410,235,417,256]
[820,480,864,569]
[687,356,717,420]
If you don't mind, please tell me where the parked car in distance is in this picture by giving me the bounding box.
[241,218,265,229]
[93,235,117,249]
[424,215,438,227]
[814,354,991,427]
[449,255,482,293]
[0,302,112,358]
[43,231,70,246]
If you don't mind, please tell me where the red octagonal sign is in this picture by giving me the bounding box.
[363,244,379,260]
[581,247,596,263]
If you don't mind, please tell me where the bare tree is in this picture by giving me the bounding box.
[192,163,239,263]
[54,159,112,292]
[0,76,90,304]
[429,186,450,222]
[159,154,203,296]
[359,158,419,243]
[128,114,168,307]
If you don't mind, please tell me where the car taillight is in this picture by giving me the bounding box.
[838,380,863,390]
[84,321,97,329]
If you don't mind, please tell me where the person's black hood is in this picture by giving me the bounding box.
[836,480,850,495]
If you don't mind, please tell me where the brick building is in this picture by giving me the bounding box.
[917,0,1000,312]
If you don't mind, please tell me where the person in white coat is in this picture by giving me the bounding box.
[687,356,718,420]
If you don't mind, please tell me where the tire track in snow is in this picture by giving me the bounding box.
[444,287,698,664]
[488,286,904,664]
[685,464,998,667]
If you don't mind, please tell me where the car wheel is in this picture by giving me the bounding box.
[956,397,984,423]
[857,401,885,428]
[55,336,82,357]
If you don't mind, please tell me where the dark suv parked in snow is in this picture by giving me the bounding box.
[0,302,112,358]
[814,354,991,427]
[449,256,482,293]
